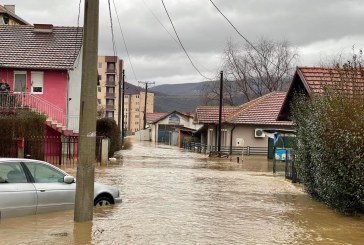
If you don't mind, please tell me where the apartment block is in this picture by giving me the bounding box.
[124,82,154,134]
[97,56,123,126]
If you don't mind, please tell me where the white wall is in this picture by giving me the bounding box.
[207,124,293,148]
[67,47,83,133]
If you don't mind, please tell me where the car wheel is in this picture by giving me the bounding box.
[94,196,113,207]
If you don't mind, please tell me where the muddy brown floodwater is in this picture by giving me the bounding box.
[1,139,364,244]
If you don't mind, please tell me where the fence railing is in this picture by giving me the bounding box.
[0,92,66,125]
[0,136,105,165]
[182,141,268,156]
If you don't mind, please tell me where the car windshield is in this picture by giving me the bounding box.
[0,162,28,183]
[25,161,65,183]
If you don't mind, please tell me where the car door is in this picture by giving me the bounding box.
[0,161,37,219]
[24,161,76,214]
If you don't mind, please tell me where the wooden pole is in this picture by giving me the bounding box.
[217,71,223,153]
[74,0,99,222]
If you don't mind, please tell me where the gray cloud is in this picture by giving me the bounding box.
[1,0,363,85]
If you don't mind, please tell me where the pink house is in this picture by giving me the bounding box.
[0,24,83,135]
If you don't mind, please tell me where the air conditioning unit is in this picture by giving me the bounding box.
[254,128,265,138]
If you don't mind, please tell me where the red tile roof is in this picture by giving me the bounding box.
[225,92,293,126]
[146,112,168,124]
[148,111,193,124]
[0,25,83,70]
[297,66,364,94]
[195,106,239,124]
[0,5,29,25]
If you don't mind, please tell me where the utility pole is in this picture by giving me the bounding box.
[121,69,125,145]
[217,71,223,154]
[138,81,155,129]
[74,0,99,222]
[117,61,122,143]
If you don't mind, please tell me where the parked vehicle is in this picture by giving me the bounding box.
[0,158,122,219]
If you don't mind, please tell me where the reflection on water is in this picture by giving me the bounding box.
[1,139,363,244]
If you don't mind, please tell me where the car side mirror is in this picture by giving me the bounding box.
[64,176,75,184]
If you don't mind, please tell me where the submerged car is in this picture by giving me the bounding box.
[0,158,121,219]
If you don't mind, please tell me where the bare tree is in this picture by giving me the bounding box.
[200,78,239,106]
[222,38,298,102]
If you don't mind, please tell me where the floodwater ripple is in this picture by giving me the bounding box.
[1,140,363,244]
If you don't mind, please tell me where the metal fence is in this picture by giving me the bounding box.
[0,136,104,165]
[182,141,268,156]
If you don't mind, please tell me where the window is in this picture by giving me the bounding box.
[14,71,27,92]
[97,99,101,105]
[31,71,44,94]
[97,86,101,92]
[107,62,115,71]
[106,111,114,118]
[98,62,102,68]
[0,162,28,183]
[26,162,65,183]
[107,75,115,82]
[106,99,114,106]
[107,87,114,93]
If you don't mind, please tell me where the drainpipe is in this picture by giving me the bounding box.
[229,124,236,155]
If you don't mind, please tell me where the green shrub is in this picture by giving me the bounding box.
[96,118,121,157]
[0,110,46,137]
[292,85,364,214]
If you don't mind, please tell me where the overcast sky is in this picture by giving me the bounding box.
[2,0,364,85]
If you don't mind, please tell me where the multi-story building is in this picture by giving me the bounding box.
[97,56,154,134]
[0,5,29,25]
[124,82,154,134]
[97,56,123,125]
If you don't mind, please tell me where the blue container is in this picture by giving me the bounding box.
[275,149,287,161]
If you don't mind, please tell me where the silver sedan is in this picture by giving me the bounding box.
[0,158,122,219]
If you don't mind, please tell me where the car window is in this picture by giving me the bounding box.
[26,162,65,183]
[0,162,28,183]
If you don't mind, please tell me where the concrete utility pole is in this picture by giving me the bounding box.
[138,81,155,129]
[74,0,99,222]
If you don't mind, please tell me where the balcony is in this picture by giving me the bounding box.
[106,68,116,74]
[106,104,115,110]
[106,93,116,98]
[105,81,116,87]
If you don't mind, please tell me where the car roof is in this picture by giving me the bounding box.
[0,158,39,162]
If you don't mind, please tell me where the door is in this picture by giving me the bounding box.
[24,161,76,214]
[14,71,27,92]
[0,162,37,219]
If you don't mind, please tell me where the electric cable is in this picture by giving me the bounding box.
[161,0,212,80]
[112,0,138,82]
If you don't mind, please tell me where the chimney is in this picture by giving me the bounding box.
[33,24,54,33]
[4,5,15,13]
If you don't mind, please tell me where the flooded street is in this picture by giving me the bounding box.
[1,139,363,244]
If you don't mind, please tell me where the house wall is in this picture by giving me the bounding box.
[150,113,202,143]
[0,67,68,113]
[207,124,293,149]
[67,49,83,133]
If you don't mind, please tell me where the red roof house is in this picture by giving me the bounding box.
[278,66,364,121]
[0,24,83,135]
[194,92,293,154]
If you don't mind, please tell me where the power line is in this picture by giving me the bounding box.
[140,0,212,74]
[161,0,212,80]
[112,0,138,82]
[107,0,118,59]
[209,0,278,69]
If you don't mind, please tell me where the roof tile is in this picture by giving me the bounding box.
[0,25,83,70]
